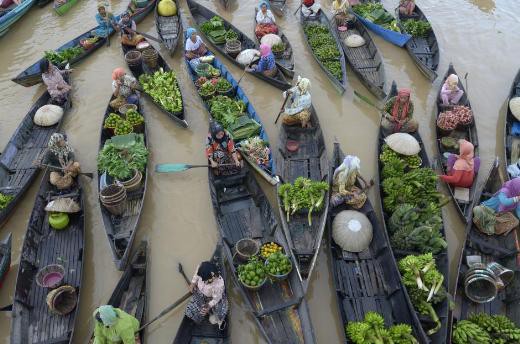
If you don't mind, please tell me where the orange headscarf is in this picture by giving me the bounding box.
[112,67,126,81]
[453,139,474,171]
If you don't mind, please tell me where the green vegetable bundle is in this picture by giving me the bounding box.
[208,95,246,128]
[271,42,286,53]
[403,20,432,38]
[0,193,14,210]
[97,133,148,180]
[200,16,236,45]
[198,81,216,97]
[227,115,260,141]
[139,70,183,114]
[303,23,343,81]
[215,78,232,93]
[380,144,421,169]
[452,313,520,344]
[352,2,401,32]
[237,255,266,288]
[44,46,84,65]
[346,312,418,344]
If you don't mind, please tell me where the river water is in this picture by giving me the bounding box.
[0,0,519,343]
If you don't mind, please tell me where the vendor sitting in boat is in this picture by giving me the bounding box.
[185,27,210,69]
[381,88,418,136]
[331,155,371,209]
[93,305,141,344]
[40,59,72,105]
[440,74,464,106]
[41,133,81,190]
[1,0,21,8]
[255,1,278,39]
[399,0,415,16]
[117,12,144,47]
[186,261,228,330]
[439,139,479,188]
[206,122,242,176]
[92,4,117,38]
[301,0,321,18]
[110,67,139,110]
[280,76,312,128]
[246,44,277,78]
[331,0,351,26]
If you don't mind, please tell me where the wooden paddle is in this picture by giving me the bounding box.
[0,304,12,312]
[37,164,94,179]
[236,56,258,88]
[274,90,292,124]
[124,28,163,44]
[353,90,383,111]
[155,163,234,173]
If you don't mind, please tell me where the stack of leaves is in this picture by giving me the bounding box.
[44,46,84,65]
[200,16,237,45]
[453,313,520,344]
[346,312,418,344]
[139,70,183,114]
[303,23,343,81]
[0,193,14,210]
[403,20,432,38]
[352,2,400,32]
[208,95,245,127]
[97,133,148,181]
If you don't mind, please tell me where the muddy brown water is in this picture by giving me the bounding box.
[0,0,519,342]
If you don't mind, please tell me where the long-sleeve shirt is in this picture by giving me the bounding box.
[254,53,276,73]
[93,308,139,344]
[383,96,414,120]
[256,9,275,24]
[283,86,312,116]
[191,267,225,308]
[94,13,116,37]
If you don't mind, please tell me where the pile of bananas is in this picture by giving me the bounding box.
[453,313,520,344]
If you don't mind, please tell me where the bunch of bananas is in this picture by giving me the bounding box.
[452,320,490,344]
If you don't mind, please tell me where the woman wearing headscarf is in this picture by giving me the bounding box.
[109,67,139,110]
[41,133,81,189]
[255,1,278,39]
[93,305,141,344]
[185,27,209,69]
[247,44,277,77]
[301,0,321,18]
[331,155,372,208]
[331,0,351,26]
[381,88,418,136]
[439,139,479,188]
[118,12,144,47]
[41,59,72,105]
[281,76,312,128]
[92,5,117,38]
[186,261,228,329]
[206,122,242,176]
[399,0,415,16]
[440,74,464,106]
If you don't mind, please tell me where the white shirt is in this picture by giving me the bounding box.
[256,9,275,24]
[185,35,203,52]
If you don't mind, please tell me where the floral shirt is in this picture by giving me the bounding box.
[191,267,225,308]
[206,133,236,158]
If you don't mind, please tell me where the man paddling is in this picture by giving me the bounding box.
[93,305,141,344]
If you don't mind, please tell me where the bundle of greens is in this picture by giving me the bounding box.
[278,177,329,225]
[403,20,432,38]
[200,16,237,45]
[271,42,286,54]
[380,144,422,169]
[399,254,446,335]
[352,2,400,32]
[346,312,418,344]
[227,115,260,141]
[44,46,84,65]
[451,313,520,344]
[215,78,232,93]
[303,23,343,81]
[198,80,216,98]
[0,193,14,210]
[97,133,148,180]
[208,95,246,128]
[139,70,183,114]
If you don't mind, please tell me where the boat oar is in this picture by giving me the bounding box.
[353,90,383,111]
[178,263,190,285]
[37,164,94,179]
[155,163,234,173]
[125,28,163,44]
[0,304,12,312]
[236,56,258,88]
[137,292,191,331]
[274,91,292,124]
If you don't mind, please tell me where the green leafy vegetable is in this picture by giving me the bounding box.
[97,133,148,180]
[139,70,183,114]
[208,95,246,128]
[278,177,329,225]
[44,46,84,65]
[303,23,343,81]
[403,19,432,38]
[0,193,14,210]
[215,78,232,93]
[353,2,401,32]
[198,81,216,97]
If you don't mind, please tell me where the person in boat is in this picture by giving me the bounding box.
[246,44,277,78]
[381,88,418,136]
[301,0,321,18]
[439,139,479,188]
[41,133,81,190]
[331,0,351,26]
[206,121,242,176]
[185,27,210,70]
[187,261,228,330]
[1,0,21,8]
[280,76,312,128]
[92,5,117,38]
[440,74,464,106]
[110,67,139,110]
[93,305,141,344]
[255,1,278,39]
[117,12,144,47]
[40,59,72,105]
[331,155,371,209]
[399,0,415,16]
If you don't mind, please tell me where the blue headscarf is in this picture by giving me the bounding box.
[186,27,197,39]
[258,0,270,10]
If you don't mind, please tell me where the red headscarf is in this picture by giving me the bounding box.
[303,0,315,7]
[112,67,126,81]
[391,88,411,131]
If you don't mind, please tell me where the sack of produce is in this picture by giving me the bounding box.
[158,0,177,16]
[332,210,372,252]
[473,205,496,235]
[260,33,282,48]
[345,34,365,48]
[509,97,520,121]
[45,198,80,213]
[384,133,420,156]
[236,49,260,66]
[34,104,64,127]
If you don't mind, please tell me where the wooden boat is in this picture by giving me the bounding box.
[187,0,292,90]
[396,4,439,81]
[331,16,386,99]
[12,0,156,87]
[54,0,80,16]
[97,95,148,271]
[183,46,278,185]
[504,69,520,178]
[0,0,35,37]
[353,0,411,47]
[154,0,182,55]
[435,63,478,223]
[37,0,52,6]
[300,10,347,93]
[329,142,426,343]
[377,82,449,343]
[0,76,72,228]
[0,232,12,286]
[275,105,329,292]
[253,8,294,78]
[11,168,85,344]
[173,245,230,344]
[121,39,187,128]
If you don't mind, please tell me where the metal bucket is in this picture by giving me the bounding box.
[464,264,498,303]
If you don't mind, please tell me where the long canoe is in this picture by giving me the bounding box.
[11,168,85,344]
[396,4,439,81]
[154,0,182,55]
[173,245,230,344]
[275,105,329,292]
[504,69,520,178]
[121,39,187,128]
[0,0,35,37]
[12,0,156,87]
[329,142,425,343]
[97,95,148,271]
[353,0,411,47]
[435,63,478,223]
[300,10,348,93]
[332,16,386,99]
[183,46,278,185]
[0,232,12,286]
[450,158,520,340]
[187,0,292,90]
[0,75,72,228]
[53,0,80,16]
[378,82,449,343]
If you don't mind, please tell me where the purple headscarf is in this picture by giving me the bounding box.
[497,177,520,212]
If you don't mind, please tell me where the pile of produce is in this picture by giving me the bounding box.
[380,144,421,170]
[237,255,266,288]
[44,46,84,65]
[303,23,343,81]
[437,105,473,131]
[198,80,216,98]
[239,136,270,167]
[104,113,124,129]
[352,2,400,32]
[271,42,286,54]
[215,78,232,93]
[346,312,418,343]
[125,109,144,126]
[260,242,282,260]
[139,70,183,114]
[200,16,238,44]
[278,177,329,225]
[265,252,292,276]
[209,95,246,127]
[97,133,148,181]
[452,313,520,344]
[403,20,432,38]
[104,110,144,130]
[114,120,134,136]
[0,193,14,210]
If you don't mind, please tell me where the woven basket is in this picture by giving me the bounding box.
[235,238,259,262]
[125,50,142,67]
[36,264,65,289]
[225,40,242,58]
[142,48,158,69]
[46,285,77,315]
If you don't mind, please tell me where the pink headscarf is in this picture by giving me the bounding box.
[391,88,412,131]
[453,139,474,171]
[260,43,271,57]
[112,67,126,81]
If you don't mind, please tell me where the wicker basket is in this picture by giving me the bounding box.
[46,285,77,315]
[142,48,158,69]
[225,39,242,58]
[235,238,259,262]
[125,50,143,74]
[119,170,142,192]
[36,264,65,289]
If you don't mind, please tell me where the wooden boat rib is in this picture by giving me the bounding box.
[329,143,425,343]
[121,39,187,128]
[0,75,72,228]
[53,0,80,16]
[504,69,520,178]
[0,232,12,285]
[12,0,156,87]
[154,0,182,55]
[396,4,439,81]
[0,0,35,38]
[187,0,292,90]
[435,63,478,223]
[300,10,348,94]
[332,16,386,99]
[97,96,148,271]
[377,82,449,343]
[11,168,85,344]
[173,245,230,344]
[275,105,329,292]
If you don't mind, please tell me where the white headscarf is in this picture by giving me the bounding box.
[296,76,311,94]
[333,155,361,188]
